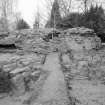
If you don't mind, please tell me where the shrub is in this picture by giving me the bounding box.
[16,19,30,30]
[60,5,105,42]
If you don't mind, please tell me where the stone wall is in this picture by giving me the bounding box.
[62,27,101,51]
[0,52,47,97]
[60,27,105,105]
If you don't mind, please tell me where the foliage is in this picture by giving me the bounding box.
[16,19,30,30]
[58,13,80,29]
[60,5,105,41]
[79,5,105,41]
[79,5,105,29]
[45,0,62,29]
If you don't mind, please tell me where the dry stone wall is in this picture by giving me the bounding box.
[0,52,47,97]
[61,27,101,51]
[60,28,105,105]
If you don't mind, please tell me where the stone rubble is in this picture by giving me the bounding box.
[0,27,105,105]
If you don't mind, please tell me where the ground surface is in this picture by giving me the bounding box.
[36,53,69,105]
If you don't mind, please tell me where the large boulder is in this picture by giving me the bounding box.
[62,27,101,51]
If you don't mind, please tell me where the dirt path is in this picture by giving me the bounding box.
[34,53,69,105]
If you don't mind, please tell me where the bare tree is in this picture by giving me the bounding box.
[76,0,94,13]
[58,0,72,17]
[11,12,22,30]
[0,0,15,31]
[46,0,54,17]
[46,0,72,17]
